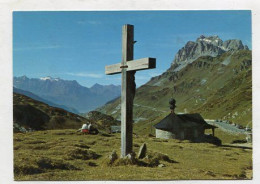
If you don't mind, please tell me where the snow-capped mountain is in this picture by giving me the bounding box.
[40,76,60,81]
[13,76,121,113]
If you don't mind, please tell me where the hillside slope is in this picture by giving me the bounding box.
[13,92,120,133]
[13,93,89,131]
[98,49,252,127]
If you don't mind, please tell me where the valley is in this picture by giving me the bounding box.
[13,35,252,181]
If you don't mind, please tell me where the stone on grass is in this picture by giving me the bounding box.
[138,143,147,159]
[125,152,136,161]
[158,163,165,168]
[109,150,118,164]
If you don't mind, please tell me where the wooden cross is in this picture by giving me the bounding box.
[105,24,156,157]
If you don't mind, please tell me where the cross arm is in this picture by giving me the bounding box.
[105,63,122,75]
[105,57,156,75]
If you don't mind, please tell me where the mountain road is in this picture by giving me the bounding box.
[206,120,249,135]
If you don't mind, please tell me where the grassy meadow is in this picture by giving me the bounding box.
[14,128,252,180]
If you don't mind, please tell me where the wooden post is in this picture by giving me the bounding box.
[104,24,156,158]
[121,24,135,157]
[212,128,215,137]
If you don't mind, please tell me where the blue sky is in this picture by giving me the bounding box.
[13,11,251,87]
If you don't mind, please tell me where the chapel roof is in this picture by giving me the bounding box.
[154,113,216,131]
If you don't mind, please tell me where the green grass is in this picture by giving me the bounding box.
[205,129,247,144]
[99,50,252,127]
[14,129,252,180]
[13,93,90,130]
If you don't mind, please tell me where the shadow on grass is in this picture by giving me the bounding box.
[100,133,114,137]
[37,157,79,170]
[87,161,98,167]
[221,144,252,150]
[14,157,80,176]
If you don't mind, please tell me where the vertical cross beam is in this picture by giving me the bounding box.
[105,24,156,157]
[121,24,135,157]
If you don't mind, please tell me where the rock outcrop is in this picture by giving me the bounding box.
[172,35,249,70]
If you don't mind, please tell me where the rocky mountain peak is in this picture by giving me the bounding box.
[172,35,249,71]
[223,39,249,51]
[199,35,206,39]
[91,83,103,88]
[15,75,29,81]
[196,35,223,47]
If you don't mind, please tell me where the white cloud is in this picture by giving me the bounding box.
[66,72,104,78]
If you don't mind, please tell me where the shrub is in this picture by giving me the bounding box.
[14,163,42,175]
[66,148,100,160]
[36,157,78,170]
[114,157,137,166]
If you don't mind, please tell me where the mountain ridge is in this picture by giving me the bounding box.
[13,76,121,113]
[97,35,252,127]
[171,35,249,72]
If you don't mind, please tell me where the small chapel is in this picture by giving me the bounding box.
[154,98,217,141]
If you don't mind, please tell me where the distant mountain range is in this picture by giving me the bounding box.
[98,35,252,127]
[13,76,121,113]
[13,87,79,114]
